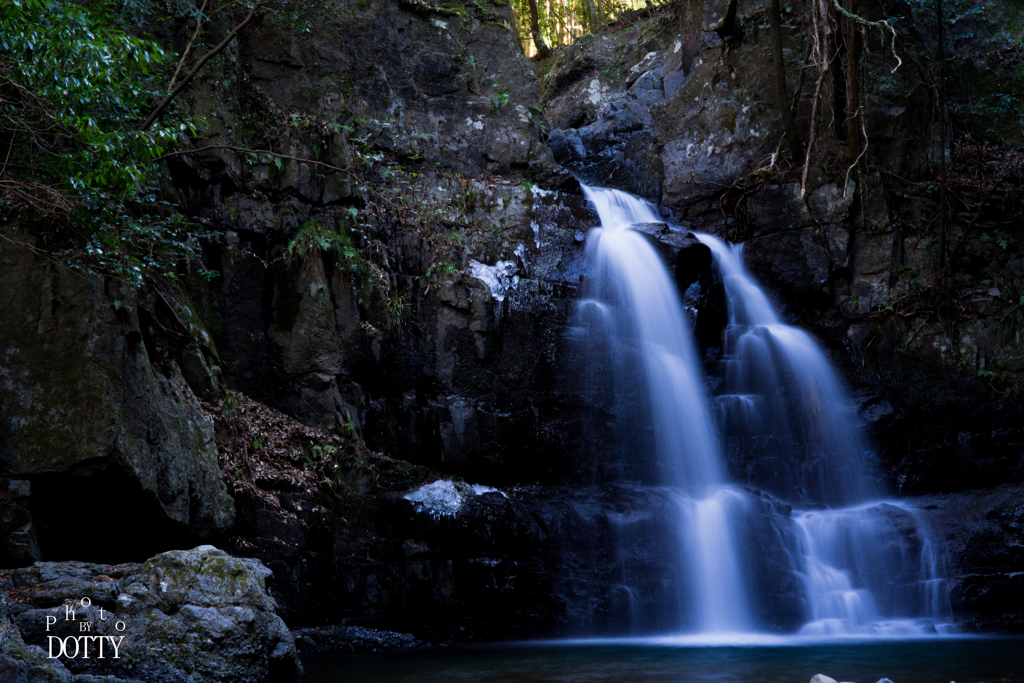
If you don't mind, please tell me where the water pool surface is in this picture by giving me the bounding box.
[303,637,1024,683]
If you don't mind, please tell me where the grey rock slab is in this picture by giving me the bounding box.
[10,547,301,683]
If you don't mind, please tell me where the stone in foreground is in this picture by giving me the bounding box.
[2,546,300,683]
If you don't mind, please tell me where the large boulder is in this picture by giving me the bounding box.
[0,237,233,564]
[7,546,301,683]
[952,486,1024,631]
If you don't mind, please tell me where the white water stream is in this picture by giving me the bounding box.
[698,234,878,505]
[580,184,753,633]
[696,233,952,636]
[578,183,951,638]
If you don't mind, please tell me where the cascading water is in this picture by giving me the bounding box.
[578,184,753,633]
[698,234,879,505]
[695,233,952,636]
[791,503,951,636]
[575,181,950,639]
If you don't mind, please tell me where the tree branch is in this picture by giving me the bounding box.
[829,0,901,73]
[169,0,211,90]
[801,0,830,198]
[769,0,802,162]
[138,1,262,132]
[154,144,358,179]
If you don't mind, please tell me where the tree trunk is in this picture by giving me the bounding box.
[548,0,556,46]
[819,0,844,142]
[139,1,262,131]
[584,0,596,31]
[527,0,551,58]
[769,0,802,162]
[711,0,741,43]
[676,0,703,77]
[556,0,570,44]
[508,0,525,53]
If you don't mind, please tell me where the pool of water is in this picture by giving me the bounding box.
[303,636,1024,683]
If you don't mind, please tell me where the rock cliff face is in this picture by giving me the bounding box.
[0,239,234,566]
[240,0,552,179]
[948,485,1024,632]
[149,0,614,489]
[537,0,1024,632]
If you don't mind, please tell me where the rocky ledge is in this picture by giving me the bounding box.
[0,546,301,683]
[293,625,425,654]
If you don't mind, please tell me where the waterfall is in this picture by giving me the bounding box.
[575,182,950,638]
[695,233,952,636]
[698,234,878,505]
[791,503,951,636]
[579,184,753,633]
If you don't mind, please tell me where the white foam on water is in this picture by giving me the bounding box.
[404,480,509,519]
[541,629,978,648]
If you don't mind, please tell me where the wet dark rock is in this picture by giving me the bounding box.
[0,494,41,568]
[547,129,571,162]
[629,221,670,243]
[196,182,602,490]
[547,129,586,163]
[848,353,1024,497]
[226,478,813,638]
[579,98,649,155]
[674,240,713,291]
[293,625,424,653]
[938,485,1024,631]
[741,227,835,315]
[743,492,803,630]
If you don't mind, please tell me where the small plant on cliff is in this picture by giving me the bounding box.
[385,293,407,335]
[288,217,361,274]
[222,390,240,417]
[490,85,512,113]
[425,261,458,279]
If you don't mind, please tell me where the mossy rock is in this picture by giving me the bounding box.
[0,237,234,546]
